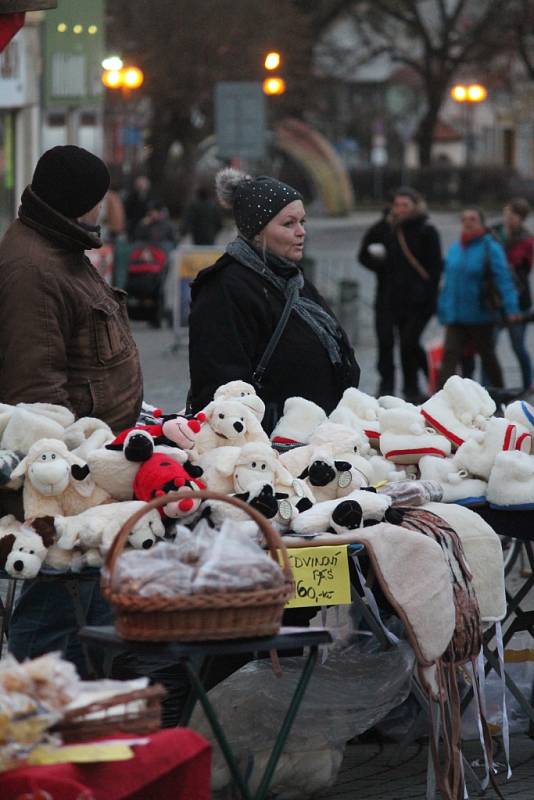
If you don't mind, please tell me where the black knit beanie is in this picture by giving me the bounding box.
[215,168,302,239]
[31,145,111,218]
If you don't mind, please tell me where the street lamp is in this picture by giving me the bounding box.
[101,61,145,173]
[450,83,488,166]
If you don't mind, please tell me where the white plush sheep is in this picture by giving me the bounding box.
[10,438,111,518]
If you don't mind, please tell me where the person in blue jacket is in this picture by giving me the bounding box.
[438,207,521,388]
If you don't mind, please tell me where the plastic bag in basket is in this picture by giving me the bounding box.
[112,541,195,597]
[192,519,285,594]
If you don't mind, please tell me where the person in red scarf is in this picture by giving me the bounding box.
[491,198,534,391]
[437,207,521,388]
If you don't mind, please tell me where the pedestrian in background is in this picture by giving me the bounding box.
[358,187,442,402]
[491,197,534,391]
[438,207,521,389]
[124,174,153,241]
[100,179,126,243]
[180,186,223,245]
[134,199,177,249]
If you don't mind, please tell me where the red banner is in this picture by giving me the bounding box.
[0,12,25,52]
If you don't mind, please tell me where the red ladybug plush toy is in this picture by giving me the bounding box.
[133,453,206,519]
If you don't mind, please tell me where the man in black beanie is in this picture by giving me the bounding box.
[0,145,144,675]
[0,145,143,431]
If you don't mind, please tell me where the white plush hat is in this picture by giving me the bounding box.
[270,397,326,445]
[505,400,534,452]
[378,407,451,464]
[487,449,534,509]
[420,377,494,449]
[453,416,518,480]
[418,455,487,506]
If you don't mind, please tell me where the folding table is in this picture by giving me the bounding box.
[80,625,331,800]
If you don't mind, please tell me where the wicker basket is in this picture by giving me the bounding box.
[101,490,295,642]
[52,684,166,743]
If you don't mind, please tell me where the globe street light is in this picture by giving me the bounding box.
[450,83,488,166]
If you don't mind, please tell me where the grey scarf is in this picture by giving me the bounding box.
[226,237,343,365]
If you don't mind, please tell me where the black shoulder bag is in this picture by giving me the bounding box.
[252,281,299,391]
[185,280,298,421]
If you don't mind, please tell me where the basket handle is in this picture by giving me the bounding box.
[103,490,293,586]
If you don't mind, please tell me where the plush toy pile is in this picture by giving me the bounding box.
[0,375,528,581]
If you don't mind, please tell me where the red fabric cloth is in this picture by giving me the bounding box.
[0,729,211,800]
[0,12,25,52]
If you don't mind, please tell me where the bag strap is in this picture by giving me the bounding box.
[252,281,300,390]
[396,226,430,281]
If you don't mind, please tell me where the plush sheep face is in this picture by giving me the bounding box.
[5,526,47,579]
[28,451,71,495]
[128,511,165,549]
[234,458,275,493]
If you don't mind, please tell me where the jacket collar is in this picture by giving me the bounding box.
[18,186,102,252]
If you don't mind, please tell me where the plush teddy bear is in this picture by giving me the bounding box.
[213,380,265,422]
[378,406,451,465]
[329,388,381,443]
[47,501,166,558]
[270,397,327,446]
[133,452,206,521]
[420,376,495,448]
[10,438,112,519]
[194,398,270,454]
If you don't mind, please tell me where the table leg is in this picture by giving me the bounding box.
[0,577,17,658]
[254,646,318,800]
[182,658,253,800]
[64,579,97,679]
[484,644,534,724]
[179,656,213,726]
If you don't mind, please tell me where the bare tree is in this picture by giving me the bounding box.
[107,0,313,191]
[318,0,512,165]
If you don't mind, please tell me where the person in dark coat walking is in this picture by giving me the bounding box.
[358,187,442,402]
[188,169,360,432]
[491,197,534,391]
[180,187,223,245]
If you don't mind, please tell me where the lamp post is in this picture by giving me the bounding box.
[450,83,488,167]
[101,59,144,173]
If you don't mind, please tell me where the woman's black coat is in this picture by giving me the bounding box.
[358,213,442,314]
[188,254,360,426]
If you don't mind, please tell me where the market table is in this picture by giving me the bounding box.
[80,625,332,800]
[0,728,211,800]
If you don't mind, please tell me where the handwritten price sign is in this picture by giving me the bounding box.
[283,545,351,608]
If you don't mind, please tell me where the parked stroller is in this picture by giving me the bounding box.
[125,242,169,328]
